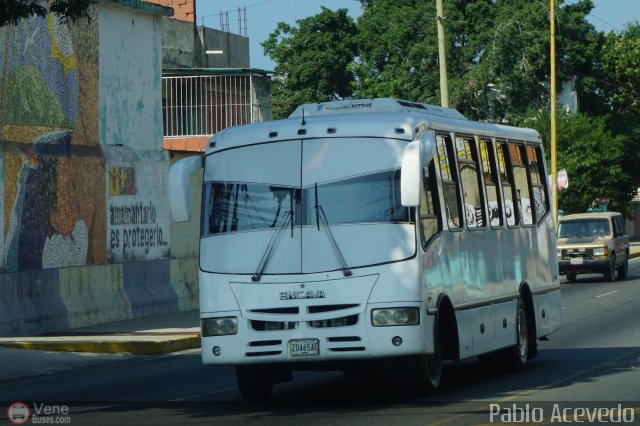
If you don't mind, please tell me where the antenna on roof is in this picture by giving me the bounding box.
[301,108,306,125]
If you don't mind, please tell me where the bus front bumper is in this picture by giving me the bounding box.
[200,307,433,366]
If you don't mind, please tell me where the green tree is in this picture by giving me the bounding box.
[519,110,634,213]
[355,0,602,121]
[0,0,92,26]
[262,7,358,118]
[354,0,440,104]
[600,22,640,204]
[600,22,640,115]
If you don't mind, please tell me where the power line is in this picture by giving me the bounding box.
[563,0,621,31]
[200,0,276,20]
[587,13,619,31]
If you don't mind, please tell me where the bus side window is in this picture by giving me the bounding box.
[479,139,503,227]
[509,143,534,226]
[497,141,518,226]
[455,136,485,229]
[436,134,462,230]
[527,145,549,223]
[420,160,441,248]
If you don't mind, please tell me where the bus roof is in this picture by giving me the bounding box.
[289,98,467,121]
[206,98,541,154]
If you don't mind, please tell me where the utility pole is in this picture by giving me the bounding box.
[436,0,449,108]
[550,0,558,224]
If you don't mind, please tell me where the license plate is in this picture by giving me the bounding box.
[289,339,319,356]
[570,257,583,265]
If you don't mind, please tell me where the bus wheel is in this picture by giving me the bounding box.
[509,298,529,370]
[416,321,442,395]
[235,365,274,401]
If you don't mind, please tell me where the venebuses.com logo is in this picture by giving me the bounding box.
[7,402,30,425]
[6,402,71,424]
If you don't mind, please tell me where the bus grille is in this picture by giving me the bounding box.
[251,321,299,331]
[245,339,283,357]
[308,314,358,328]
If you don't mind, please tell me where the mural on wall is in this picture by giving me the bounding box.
[0,9,107,272]
[107,156,171,262]
[109,167,136,196]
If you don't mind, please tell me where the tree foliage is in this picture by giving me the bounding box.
[518,110,634,214]
[353,0,439,103]
[600,22,640,115]
[262,7,357,118]
[0,0,92,26]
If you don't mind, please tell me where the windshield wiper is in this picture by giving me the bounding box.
[252,210,293,282]
[314,183,352,277]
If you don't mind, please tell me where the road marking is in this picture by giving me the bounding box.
[595,290,619,298]
[169,386,237,402]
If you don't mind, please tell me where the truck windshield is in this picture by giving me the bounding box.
[557,219,611,238]
[202,169,410,236]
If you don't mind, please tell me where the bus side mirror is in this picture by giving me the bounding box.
[401,140,421,207]
[169,156,203,222]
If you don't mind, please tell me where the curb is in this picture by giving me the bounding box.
[0,334,201,355]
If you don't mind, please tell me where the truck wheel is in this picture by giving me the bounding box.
[603,256,615,282]
[617,257,628,280]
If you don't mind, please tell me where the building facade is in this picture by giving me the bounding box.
[0,0,197,335]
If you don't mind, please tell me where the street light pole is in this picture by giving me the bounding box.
[436,0,449,108]
[550,0,558,223]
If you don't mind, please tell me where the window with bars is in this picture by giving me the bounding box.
[162,74,272,137]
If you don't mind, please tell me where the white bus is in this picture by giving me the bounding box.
[169,98,561,400]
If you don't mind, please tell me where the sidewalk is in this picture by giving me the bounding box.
[630,240,640,259]
[0,310,200,356]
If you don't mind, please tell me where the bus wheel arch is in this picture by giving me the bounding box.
[414,294,456,395]
[436,295,460,362]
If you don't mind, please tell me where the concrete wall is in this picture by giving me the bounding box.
[99,6,171,262]
[0,3,198,336]
[195,27,250,68]
[168,152,202,312]
[162,18,196,68]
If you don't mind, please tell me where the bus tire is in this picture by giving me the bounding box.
[504,297,529,372]
[235,365,274,401]
[416,316,443,395]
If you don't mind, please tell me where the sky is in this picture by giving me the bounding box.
[197,0,640,71]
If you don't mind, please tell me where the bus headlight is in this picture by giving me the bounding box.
[201,317,238,336]
[371,308,419,326]
[592,247,608,257]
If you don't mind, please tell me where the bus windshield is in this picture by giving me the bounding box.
[202,169,410,236]
[303,170,409,227]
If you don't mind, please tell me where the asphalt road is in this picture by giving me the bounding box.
[2,260,639,425]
